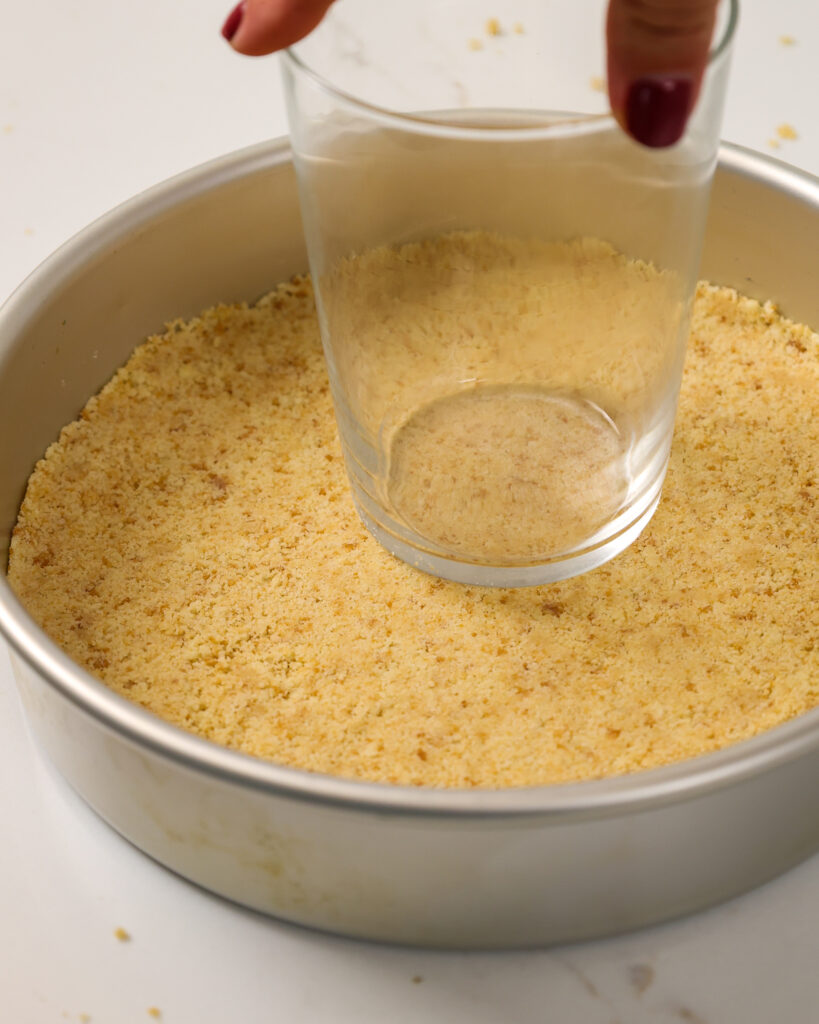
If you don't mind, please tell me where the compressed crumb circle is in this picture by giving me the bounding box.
[7,269,819,788]
[387,385,628,557]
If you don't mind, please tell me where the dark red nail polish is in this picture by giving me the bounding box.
[221,0,246,42]
[625,76,693,148]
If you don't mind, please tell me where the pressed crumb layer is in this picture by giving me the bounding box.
[7,277,819,787]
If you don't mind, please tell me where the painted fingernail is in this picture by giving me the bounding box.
[221,1,246,42]
[625,76,693,148]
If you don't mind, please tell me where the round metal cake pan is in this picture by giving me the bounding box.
[0,139,817,949]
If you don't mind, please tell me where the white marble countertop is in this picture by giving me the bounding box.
[1,1,817,1021]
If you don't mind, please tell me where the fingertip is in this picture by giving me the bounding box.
[624,76,695,147]
[221,1,246,43]
[224,0,334,57]
[606,0,717,147]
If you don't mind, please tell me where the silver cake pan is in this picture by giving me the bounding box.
[0,139,817,948]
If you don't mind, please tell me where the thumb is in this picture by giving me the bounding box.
[606,0,720,148]
[222,0,335,57]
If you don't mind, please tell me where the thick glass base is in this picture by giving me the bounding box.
[350,471,665,587]
[386,385,632,563]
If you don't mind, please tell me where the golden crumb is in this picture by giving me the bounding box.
[485,17,501,36]
[79,1016,92,1023]
[629,964,655,995]
[768,138,781,149]
[589,75,606,92]
[8,246,819,789]
[779,34,796,45]
[777,123,798,140]
[513,21,524,34]
[412,975,424,984]
[113,927,130,942]
[147,1010,161,1020]
[467,37,483,51]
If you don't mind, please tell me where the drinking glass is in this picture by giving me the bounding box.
[281,0,737,585]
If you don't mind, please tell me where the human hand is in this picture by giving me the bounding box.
[221,0,721,148]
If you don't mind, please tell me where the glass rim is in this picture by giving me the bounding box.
[282,0,739,141]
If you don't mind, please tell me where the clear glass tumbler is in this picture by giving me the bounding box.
[281,0,737,586]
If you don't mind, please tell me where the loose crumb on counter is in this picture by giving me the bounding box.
[8,245,819,789]
[485,17,501,36]
[589,75,606,92]
[629,963,655,995]
[776,123,799,140]
[467,37,483,51]
[147,1009,161,1020]
[113,928,131,942]
[779,34,797,45]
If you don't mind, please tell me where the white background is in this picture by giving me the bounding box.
[1,1,817,1021]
